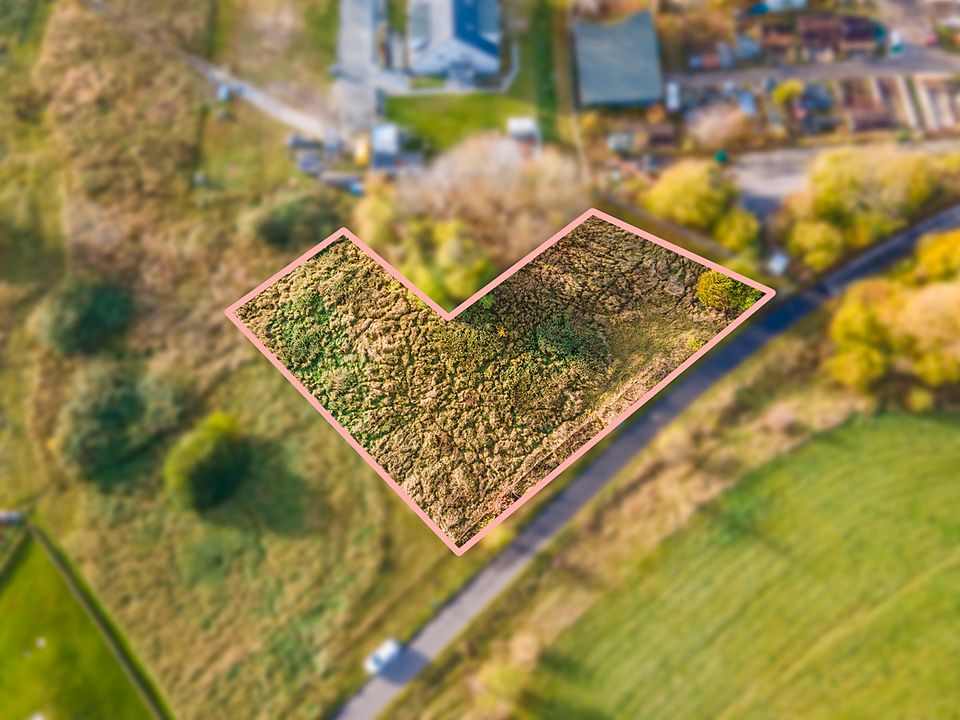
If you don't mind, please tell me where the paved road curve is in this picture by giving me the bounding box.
[334,204,960,720]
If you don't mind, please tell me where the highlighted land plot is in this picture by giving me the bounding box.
[226,209,774,553]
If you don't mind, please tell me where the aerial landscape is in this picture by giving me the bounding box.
[0,0,958,716]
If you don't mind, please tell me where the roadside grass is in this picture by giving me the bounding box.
[521,412,960,718]
[0,538,153,720]
[385,0,566,150]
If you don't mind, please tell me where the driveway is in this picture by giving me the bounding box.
[333,202,960,720]
[335,0,379,130]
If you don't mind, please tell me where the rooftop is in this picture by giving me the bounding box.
[573,12,663,107]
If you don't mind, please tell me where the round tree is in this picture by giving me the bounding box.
[164,412,249,511]
[35,277,132,354]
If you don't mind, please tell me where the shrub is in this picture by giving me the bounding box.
[533,313,606,366]
[251,190,349,249]
[164,412,249,511]
[715,207,761,254]
[696,270,762,313]
[644,160,737,231]
[35,277,132,354]
[54,361,182,484]
[786,220,846,272]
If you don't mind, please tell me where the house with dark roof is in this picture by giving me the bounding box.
[572,12,663,107]
[407,0,501,77]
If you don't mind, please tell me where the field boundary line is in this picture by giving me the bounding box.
[0,526,30,584]
[28,524,176,720]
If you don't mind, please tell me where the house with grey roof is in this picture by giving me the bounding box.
[572,12,663,107]
[407,0,502,77]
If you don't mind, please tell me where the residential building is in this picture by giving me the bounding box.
[407,0,501,77]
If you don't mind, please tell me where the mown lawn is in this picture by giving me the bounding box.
[520,412,960,718]
[0,539,152,720]
[386,0,563,150]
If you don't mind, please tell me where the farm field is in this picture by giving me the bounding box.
[0,538,153,720]
[517,412,960,718]
[234,216,767,547]
[386,0,566,149]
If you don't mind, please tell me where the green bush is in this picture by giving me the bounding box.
[252,190,350,249]
[54,361,183,484]
[35,278,132,354]
[164,413,249,511]
[644,160,737,231]
[715,207,761,254]
[696,270,762,313]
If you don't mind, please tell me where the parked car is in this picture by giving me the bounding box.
[364,638,403,675]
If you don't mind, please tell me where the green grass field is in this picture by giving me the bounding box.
[0,539,152,720]
[519,412,960,718]
[386,0,562,150]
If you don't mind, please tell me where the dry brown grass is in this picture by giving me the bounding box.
[235,217,761,545]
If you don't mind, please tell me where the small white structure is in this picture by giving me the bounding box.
[506,116,541,145]
[364,638,403,675]
[371,123,401,157]
[408,0,501,77]
[766,249,791,276]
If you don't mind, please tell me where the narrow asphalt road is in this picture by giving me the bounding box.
[333,203,960,720]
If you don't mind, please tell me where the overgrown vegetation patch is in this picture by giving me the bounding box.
[235,216,767,546]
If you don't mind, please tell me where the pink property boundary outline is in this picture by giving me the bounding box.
[225,208,776,555]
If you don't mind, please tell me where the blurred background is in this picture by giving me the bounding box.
[0,0,957,717]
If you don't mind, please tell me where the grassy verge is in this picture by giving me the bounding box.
[522,412,960,718]
[0,537,154,719]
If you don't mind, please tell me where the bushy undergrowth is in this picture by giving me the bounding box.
[35,277,132,354]
[250,190,350,250]
[696,270,762,313]
[643,160,761,255]
[54,360,183,486]
[163,412,249,511]
[783,149,960,271]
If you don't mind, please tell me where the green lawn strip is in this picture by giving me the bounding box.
[521,412,960,719]
[28,526,177,720]
[0,534,156,720]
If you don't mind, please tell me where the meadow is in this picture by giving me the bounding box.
[235,217,764,546]
[514,412,960,718]
[0,538,153,720]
